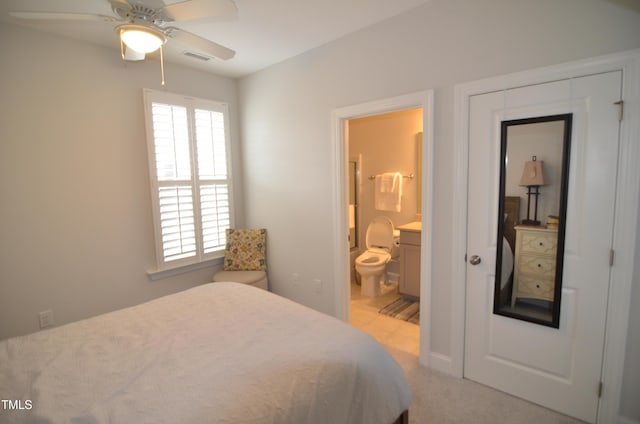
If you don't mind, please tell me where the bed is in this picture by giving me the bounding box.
[0,282,411,424]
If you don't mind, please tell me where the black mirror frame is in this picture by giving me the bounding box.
[493,113,573,329]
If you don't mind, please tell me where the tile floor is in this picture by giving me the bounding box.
[349,281,420,356]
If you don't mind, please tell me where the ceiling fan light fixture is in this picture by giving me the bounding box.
[117,24,166,54]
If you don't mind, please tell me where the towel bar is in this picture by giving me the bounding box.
[368,173,414,180]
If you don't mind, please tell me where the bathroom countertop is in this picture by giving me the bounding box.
[397,221,422,232]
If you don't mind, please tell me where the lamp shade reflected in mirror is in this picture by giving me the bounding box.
[519,157,546,226]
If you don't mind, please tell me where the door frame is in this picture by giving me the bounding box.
[452,49,640,422]
[331,89,435,366]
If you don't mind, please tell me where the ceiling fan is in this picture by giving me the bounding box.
[9,0,236,75]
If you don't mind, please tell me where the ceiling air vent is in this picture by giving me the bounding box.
[183,51,212,61]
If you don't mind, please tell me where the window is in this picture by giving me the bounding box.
[143,89,233,270]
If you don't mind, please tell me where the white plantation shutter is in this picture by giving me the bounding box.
[143,90,233,269]
[152,104,191,181]
[194,108,230,254]
[194,109,227,178]
[200,184,229,253]
[158,186,196,261]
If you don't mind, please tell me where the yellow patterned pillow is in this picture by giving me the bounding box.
[223,229,267,271]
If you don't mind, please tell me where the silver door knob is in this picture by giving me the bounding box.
[469,255,482,265]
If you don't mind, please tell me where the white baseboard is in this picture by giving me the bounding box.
[422,351,453,375]
[619,416,640,424]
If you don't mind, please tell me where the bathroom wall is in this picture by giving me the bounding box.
[348,108,423,252]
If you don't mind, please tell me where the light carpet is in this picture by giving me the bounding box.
[384,346,587,424]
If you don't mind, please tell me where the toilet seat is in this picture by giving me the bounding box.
[365,216,395,251]
[358,217,395,262]
[355,247,390,266]
[355,217,396,297]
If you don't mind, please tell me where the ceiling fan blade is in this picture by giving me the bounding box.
[108,0,131,6]
[9,11,117,22]
[107,0,132,13]
[168,27,235,60]
[162,0,237,22]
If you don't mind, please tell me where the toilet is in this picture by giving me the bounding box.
[355,216,398,297]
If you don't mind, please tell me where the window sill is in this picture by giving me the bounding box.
[147,257,223,281]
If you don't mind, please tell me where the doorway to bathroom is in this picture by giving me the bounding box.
[348,109,422,356]
[331,90,434,363]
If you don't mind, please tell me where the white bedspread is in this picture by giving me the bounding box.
[0,283,411,424]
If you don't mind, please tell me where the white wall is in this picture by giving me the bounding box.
[0,23,242,340]
[237,0,640,419]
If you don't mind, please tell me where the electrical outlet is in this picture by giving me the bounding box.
[39,310,54,329]
[291,273,300,287]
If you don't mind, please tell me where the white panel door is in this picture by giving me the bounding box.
[464,71,622,423]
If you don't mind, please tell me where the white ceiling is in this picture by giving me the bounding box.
[0,0,431,78]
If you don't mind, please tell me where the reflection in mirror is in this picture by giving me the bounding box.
[494,114,572,328]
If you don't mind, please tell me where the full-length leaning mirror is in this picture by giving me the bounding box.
[494,114,572,328]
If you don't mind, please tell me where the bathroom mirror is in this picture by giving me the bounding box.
[493,114,572,328]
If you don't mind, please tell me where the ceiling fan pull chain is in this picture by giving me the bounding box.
[160,45,165,86]
[120,38,125,60]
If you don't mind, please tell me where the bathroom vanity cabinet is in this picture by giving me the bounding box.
[398,222,421,298]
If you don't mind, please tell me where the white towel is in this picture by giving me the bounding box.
[378,173,395,192]
[375,172,402,212]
